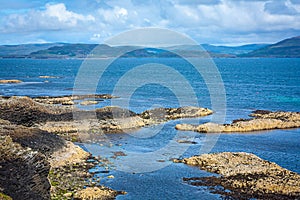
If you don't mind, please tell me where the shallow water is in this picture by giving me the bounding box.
[1,58,299,199]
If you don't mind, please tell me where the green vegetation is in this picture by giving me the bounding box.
[0,192,13,200]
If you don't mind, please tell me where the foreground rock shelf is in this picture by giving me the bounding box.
[0,96,212,142]
[176,110,300,133]
[175,152,300,199]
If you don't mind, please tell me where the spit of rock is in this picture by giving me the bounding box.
[176,110,300,133]
[177,152,300,199]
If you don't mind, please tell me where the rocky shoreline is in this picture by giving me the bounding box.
[0,95,212,199]
[1,95,299,199]
[176,110,300,133]
[174,152,300,199]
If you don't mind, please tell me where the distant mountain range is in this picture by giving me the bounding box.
[0,36,299,58]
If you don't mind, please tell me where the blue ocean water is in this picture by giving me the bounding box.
[0,58,299,199]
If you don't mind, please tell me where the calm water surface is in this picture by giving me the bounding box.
[0,58,299,199]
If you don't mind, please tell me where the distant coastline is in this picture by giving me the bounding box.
[0,36,299,59]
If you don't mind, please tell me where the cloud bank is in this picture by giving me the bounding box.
[0,0,299,45]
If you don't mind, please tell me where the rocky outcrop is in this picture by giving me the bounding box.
[0,79,22,84]
[80,100,98,106]
[73,187,120,200]
[176,110,300,133]
[0,96,73,126]
[0,119,65,156]
[39,75,59,79]
[48,141,123,200]
[0,136,51,200]
[38,106,212,142]
[141,107,213,124]
[33,94,117,105]
[176,152,300,199]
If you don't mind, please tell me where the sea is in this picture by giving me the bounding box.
[0,57,299,199]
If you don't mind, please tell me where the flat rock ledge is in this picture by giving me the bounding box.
[0,79,22,84]
[176,110,300,133]
[38,106,212,142]
[175,152,300,199]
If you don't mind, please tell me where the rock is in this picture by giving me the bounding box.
[0,136,51,200]
[176,110,300,133]
[0,79,22,84]
[107,175,115,179]
[49,141,90,168]
[39,75,59,79]
[62,100,75,105]
[0,96,73,126]
[33,94,117,105]
[0,192,13,200]
[178,152,300,199]
[80,100,98,106]
[74,187,118,200]
[96,106,137,120]
[176,140,197,144]
[63,192,73,197]
[140,106,213,123]
[0,119,65,156]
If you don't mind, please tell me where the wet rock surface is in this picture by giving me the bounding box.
[176,152,300,199]
[176,110,300,133]
[0,135,51,200]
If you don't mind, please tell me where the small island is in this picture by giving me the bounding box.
[176,110,300,133]
[0,79,22,84]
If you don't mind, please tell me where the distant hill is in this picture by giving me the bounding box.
[29,44,98,58]
[0,43,63,58]
[242,36,300,58]
[0,36,299,58]
[202,44,269,55]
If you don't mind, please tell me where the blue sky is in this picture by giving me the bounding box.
[0,0,299,45]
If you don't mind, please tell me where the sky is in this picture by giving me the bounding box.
[0,0,299,45]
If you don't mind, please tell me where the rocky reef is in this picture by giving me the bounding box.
[33,94,117,106]
[176,110,300,133]
[39,106,213,142]
[175,152,300,199]
[0,96,127,200]
[0,79,22,84]
[0,95,212,199]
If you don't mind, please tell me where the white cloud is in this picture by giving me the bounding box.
[0,0,300,44]
[2,3,95,32]
[99,6,128,24]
